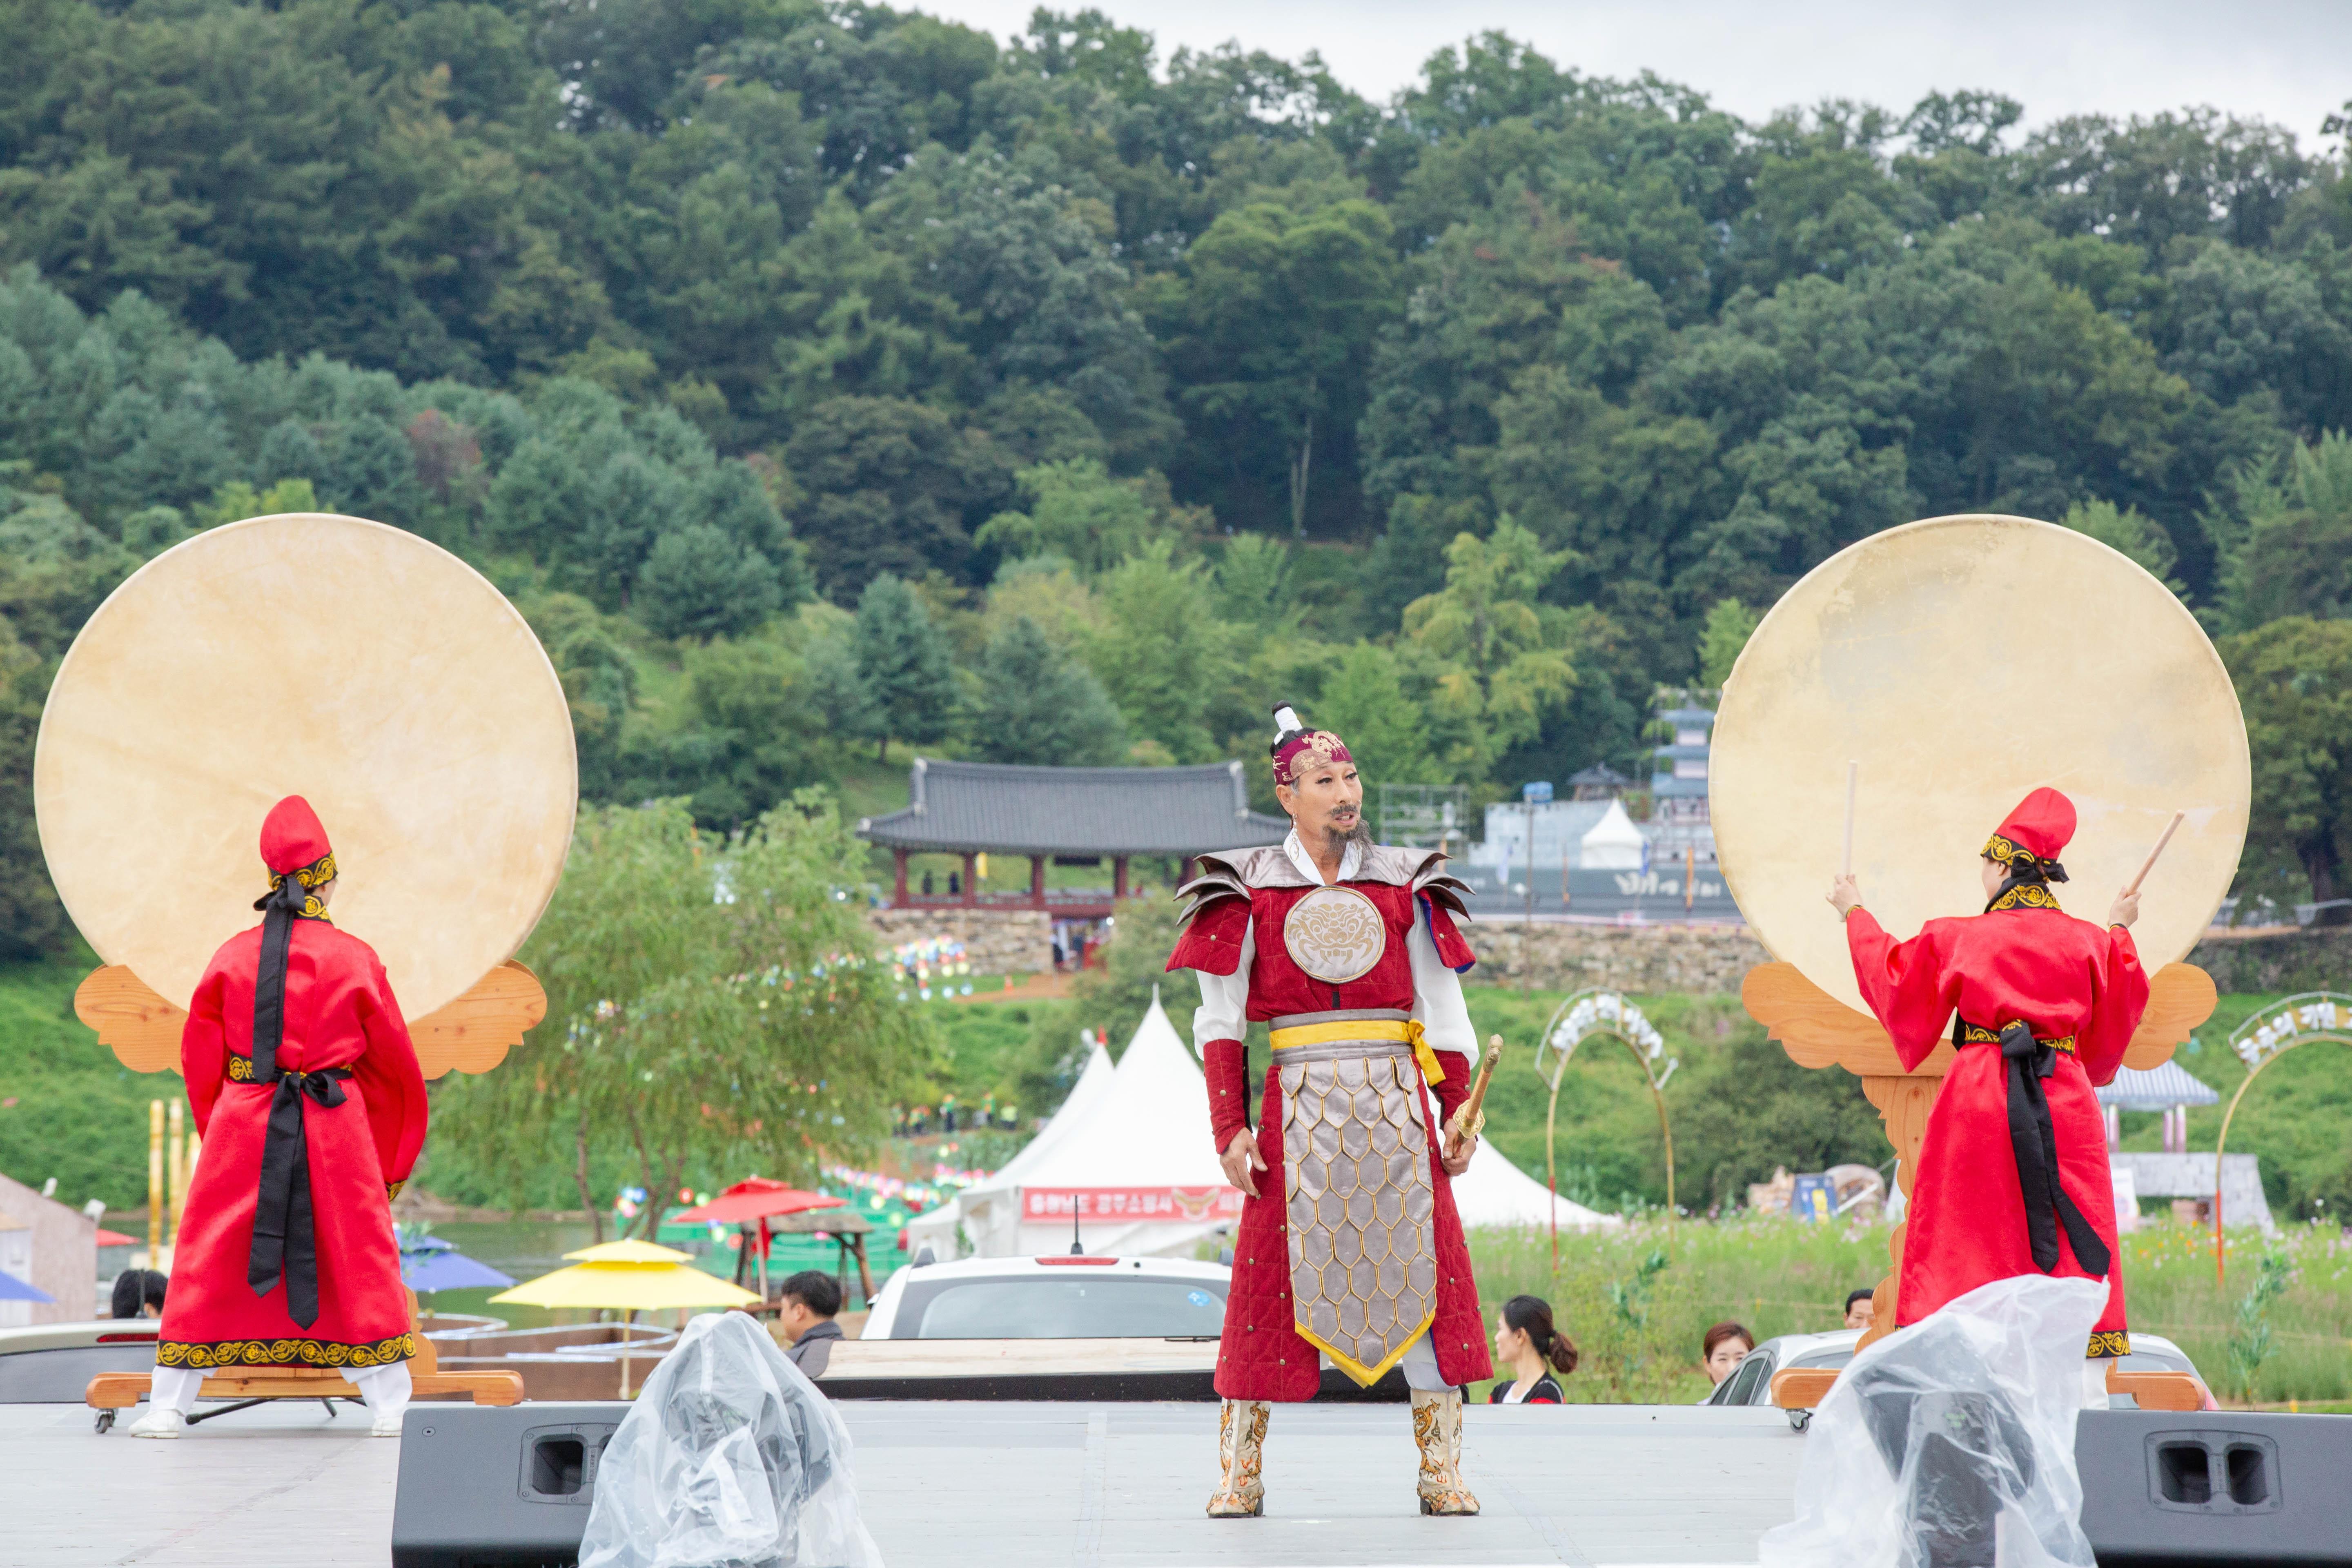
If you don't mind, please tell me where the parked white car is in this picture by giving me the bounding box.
[861,1253,1230,1340]
[0,1321,163,1404]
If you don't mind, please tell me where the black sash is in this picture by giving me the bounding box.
[245,1065,352,1327]
[243,877,346,1327]
[1956,1016,2112,1279]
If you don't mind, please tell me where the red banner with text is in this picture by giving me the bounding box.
[1020,1186,1245,1223]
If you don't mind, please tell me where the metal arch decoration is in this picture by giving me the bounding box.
[2212,992,2352,1282]
[1532,989,1680,1267]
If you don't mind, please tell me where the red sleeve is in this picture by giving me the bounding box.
[1418,893,1476,972]
[351,956,428,1190]
[1427,1049,1472,1123]
[1205,1037,1249,1154]
[2078,925,2150,1087]
[180,964,229,1136]
[1846,910,1958,1072]
[1167,896,1251,976]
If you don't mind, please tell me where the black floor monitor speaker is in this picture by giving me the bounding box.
[2078,1409,2352,1566]
[391,1403,625,1568]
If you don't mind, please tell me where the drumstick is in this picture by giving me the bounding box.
[1840,761,1858,878]
[2124,811,2185,897]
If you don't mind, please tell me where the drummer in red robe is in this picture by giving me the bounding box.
[1829,787,2147,1374]
[1167,705,1491,1517]
[131,796,428,1437]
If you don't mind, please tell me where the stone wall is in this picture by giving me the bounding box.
[865,906,1053,974]
[856,909,2352,998]
[2186,926,2352,995]
[1460,921,1770,996]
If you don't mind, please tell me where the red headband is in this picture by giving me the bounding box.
[1274,730,1353,786]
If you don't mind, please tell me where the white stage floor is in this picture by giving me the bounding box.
[0,1399,1801,1566]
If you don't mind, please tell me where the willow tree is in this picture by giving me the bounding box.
[441,793,935,1238]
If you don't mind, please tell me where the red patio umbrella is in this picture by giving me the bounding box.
[671,1179,846,1299]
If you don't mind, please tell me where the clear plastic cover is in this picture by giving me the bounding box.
[1760,1274,2107,1568]
[579,1311,884,1568]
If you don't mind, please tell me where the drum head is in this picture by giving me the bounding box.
[36,514,575,1016]
[1711,514,2248,1015]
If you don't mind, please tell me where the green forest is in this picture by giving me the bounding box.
[5,2,2352,954]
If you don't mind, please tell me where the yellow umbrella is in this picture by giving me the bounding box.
[491,1243,760,1395]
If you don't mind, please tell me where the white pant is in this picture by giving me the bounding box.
[149,1361,412,1419]
[1317,1330,1452,1392]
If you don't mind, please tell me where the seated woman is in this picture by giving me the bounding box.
[1700,1321,1753,1399]
[1488,1296,1577,1405]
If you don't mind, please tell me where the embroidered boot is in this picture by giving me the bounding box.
[1411,1388,1480,1515]
[1207,1398,1269,1517]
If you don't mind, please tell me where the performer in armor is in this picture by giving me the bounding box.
[1167,705,1492,1517]
[132,796,428,1437]
[1829,788,2147,1368]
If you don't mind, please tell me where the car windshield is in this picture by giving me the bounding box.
[911,1277,1228,1339]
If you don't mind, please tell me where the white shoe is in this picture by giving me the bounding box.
[128,1407,186,1439]
[370,1411,405,1437]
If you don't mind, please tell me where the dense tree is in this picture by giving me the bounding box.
[434,798,932,1232]
[967,615,1127,765]
[1145,198,1398,535]
[6,10,2352,936]
[635,525,784,641]
[2222,617,2352,922]
[1695,599,1758,689]
[851,572,957,758]
[1085,541,1228,763]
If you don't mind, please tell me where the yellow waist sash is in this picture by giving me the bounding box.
[1269,1017,1443,1085]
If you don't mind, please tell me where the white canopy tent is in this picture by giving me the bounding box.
[908,991,1616,1261]
[903,1035,1114,1261]
[906,995,1240,1260]
[1449,1142,1619,1232]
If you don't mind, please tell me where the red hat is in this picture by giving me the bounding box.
[1270,703,1353,787]
[259,795,334,878]
[1985,787,2074,879]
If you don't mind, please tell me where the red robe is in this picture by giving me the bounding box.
[158,917,428,1370]
[1171,877,1492,1400]
[1846,901,2147,1354]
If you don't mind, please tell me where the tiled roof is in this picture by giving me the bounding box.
[2096,1059,2221,1110]
[858,758,1293,856]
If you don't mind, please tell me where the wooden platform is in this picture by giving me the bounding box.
[1,1399,1800,1566]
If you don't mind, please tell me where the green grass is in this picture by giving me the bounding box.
[0,944,172,1213]
[1460,1214,2352,1405]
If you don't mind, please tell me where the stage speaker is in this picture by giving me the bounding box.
[2078,1409,2352,1566]
[390,1403,624,1568]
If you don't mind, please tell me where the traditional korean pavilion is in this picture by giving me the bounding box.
[858,758,1292,918]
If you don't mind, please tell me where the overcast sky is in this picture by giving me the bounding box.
[923,0,2352,144]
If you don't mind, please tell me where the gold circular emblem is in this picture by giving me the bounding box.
[1282,885,1386,983]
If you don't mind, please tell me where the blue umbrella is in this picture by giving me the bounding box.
[399,1236,516,1293]
[0,1269,55,1303]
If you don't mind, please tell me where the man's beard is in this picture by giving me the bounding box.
[1312,813,1372,854]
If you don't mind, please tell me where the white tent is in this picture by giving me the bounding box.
[909,994,1241,1260]
[903,1035,1116,1261]
[1576,799,1647,871]
[1450,1142,1618,1231]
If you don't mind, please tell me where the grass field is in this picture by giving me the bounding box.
[1460,1214,2352,1406]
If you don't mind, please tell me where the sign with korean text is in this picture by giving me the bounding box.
[1020,1186,1245,1222]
